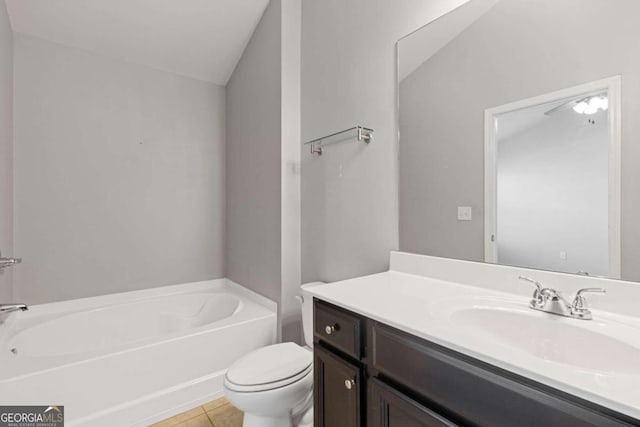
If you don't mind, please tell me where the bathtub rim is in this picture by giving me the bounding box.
[2,278,276,322]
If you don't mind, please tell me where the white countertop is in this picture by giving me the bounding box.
[307,270,640,420]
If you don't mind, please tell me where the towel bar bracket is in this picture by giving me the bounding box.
[305,125,374,156]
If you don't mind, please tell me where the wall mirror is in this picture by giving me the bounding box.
[397,0,640,281]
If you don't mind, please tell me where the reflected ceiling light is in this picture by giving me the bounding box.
[584,104,598,115]
[573,101,588,114]
[573,95,608,115]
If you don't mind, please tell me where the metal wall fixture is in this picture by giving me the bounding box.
[304,126,374,155]
[0,251,21,270]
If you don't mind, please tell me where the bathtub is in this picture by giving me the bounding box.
[0,279,277,426]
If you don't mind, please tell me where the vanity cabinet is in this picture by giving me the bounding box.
[313,299,638,427]
[313,300,365,427]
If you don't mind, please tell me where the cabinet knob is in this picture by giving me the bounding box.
[324,324,337,335]
[344,378,356,390]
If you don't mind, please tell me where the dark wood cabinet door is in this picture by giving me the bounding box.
[368,379,458,427]
[314,345,361,427]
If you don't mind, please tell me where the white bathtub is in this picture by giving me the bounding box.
[0,279,277,426]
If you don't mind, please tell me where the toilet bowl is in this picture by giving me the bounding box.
[223,282,324,427]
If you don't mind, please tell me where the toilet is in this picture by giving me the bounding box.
[224,282,323,427]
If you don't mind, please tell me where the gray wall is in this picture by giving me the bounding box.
[14,35,226,303]
[226,0,282,304]
[226,0,303,342]
[301,0,469,283]
[399,0,640,281]
[0,2,12,301]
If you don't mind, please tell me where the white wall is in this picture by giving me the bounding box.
[0,1,12,301]
[280,0,302,342]
[13,35,226,303]
[497,108,609,276]
[301,0,468,283]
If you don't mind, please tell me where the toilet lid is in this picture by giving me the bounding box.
[225,343,312,389]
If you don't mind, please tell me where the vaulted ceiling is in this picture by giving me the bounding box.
[5,0,270,85]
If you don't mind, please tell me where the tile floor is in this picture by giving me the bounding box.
[150,397,243,427]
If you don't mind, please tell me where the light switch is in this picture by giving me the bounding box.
[457,206,473,221]
[560,251,567,260]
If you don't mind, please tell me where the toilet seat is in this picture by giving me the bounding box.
[224,343,312,393]
[225,364,312,392]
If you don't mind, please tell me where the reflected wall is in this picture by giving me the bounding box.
[399,0,640,281]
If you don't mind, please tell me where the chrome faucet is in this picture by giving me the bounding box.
[0,304,28,314]
[518,276,605,320]
[0,304,28,324]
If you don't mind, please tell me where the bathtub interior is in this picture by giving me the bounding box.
[6,292,243,358]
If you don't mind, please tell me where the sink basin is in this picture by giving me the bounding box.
[432,297,640,374]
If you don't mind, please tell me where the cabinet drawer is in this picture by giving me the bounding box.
[369,378,459,427]
[370,322,635,427]
[314,300,362,359]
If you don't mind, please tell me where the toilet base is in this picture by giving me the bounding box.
[295,406,313,427]
[243,413,292,427]
[240,398,313,427]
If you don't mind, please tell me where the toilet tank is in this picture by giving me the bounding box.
[300,282,325,347]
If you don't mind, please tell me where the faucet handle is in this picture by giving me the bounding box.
[518,276,544,307]
[518,276,542,291]
[571,288,606,319]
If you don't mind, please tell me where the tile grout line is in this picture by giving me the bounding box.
[204,407,216,427]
